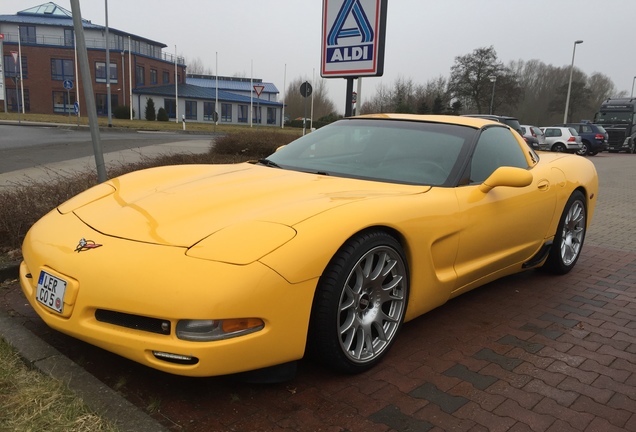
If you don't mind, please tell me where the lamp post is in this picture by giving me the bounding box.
[563,40,583,123]
[631,76,636,98]
[489,76,497,115]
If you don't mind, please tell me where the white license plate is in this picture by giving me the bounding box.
[36,271,68,314]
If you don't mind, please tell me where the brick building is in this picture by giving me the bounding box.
[0,2,284,126]
[0,2,186,116]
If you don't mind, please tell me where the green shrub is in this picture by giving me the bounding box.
[157,107,169,122]
[113,105,133,119]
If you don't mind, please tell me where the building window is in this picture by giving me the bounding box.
[4,55,28,78]
[95,93,119,115]
[6,88,30,112]
[162,71,170,84]
[95,62,117,83]
[150,69,157,84]
[238,105,248,123]
[52,91,76,113]
[267,107,276,125]
[252,106,261,124]
[135,65,145,86]
[19,26,36,44]
[64,29,74,47]
[51,59,74,81]
[185,101,197,120]
[221,103,232,122]
[203,102,214,121]
[164,98,176,119]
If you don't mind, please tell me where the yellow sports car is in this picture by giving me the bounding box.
[20,114,598,378]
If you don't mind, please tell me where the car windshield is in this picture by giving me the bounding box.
[531,126,543,136]
[264,119,474,186]
[596,111,633,124]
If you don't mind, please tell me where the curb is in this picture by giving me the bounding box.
[0,273,168,431]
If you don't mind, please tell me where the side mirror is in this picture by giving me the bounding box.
[479,166,533,193]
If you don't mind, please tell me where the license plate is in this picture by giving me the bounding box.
[36,271,68,314]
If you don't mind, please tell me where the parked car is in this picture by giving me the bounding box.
[19,114,598,378]
[541,126,583,153]
[554,121,608,156]
[463,114,523,135]
[521,125,547,151]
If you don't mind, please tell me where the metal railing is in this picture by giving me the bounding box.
[2,32,185,64]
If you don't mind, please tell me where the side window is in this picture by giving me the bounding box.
[581,125,592,133]
[470,127,528,184]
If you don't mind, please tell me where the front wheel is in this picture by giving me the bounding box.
[543,191,587,274]
[307,231,409,374]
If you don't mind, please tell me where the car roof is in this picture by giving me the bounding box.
[353,113,504,129]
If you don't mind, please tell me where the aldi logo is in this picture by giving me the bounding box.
[321,0,387,78]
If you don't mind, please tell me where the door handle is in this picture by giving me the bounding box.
[537,180,550,191]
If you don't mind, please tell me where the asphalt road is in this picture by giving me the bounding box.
[0,124,212,174]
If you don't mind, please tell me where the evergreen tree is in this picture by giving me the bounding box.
[145,98,156,121]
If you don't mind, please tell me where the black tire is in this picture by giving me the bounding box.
[543,191,587,274]
[576,142,589,156]
[553,143,566,153]
[307,230,409,374]
[588,151,598,156]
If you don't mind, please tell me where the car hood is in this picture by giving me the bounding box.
[70,163,429,247]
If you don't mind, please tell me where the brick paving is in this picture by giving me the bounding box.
[0,153,634,431]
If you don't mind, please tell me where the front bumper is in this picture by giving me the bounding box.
[20,209,317,377]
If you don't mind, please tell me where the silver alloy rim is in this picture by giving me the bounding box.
[337,245,407,364]
[560,199,586,265]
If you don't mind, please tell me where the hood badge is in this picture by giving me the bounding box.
[75,238,103,252]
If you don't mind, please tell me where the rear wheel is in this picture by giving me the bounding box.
[552,143,566,152]
[543,191,587,274]
[576,142,589,156]
[308,231,409,374]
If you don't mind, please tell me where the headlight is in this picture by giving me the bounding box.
[176,318,264,341]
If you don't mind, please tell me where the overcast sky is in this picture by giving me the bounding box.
[2,0,635,115]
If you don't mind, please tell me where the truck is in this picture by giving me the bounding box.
[594,98,636,153]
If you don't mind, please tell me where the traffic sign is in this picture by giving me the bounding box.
[253,85,264,97]
[63,79,73,90]
[300,81,312,98]
[74,101,79,115]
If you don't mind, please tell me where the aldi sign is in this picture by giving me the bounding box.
[321,0,387,78]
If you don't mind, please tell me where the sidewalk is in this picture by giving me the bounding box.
[0,139,212,188]
[1,153,635,431]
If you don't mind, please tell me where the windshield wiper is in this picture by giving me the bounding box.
[257,158,283,169]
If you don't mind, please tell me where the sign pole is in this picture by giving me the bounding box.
[344,77,354,117]
[0,34,6,113]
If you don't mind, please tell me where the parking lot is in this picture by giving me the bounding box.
[1,152,635,432]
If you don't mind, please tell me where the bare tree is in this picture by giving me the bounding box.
[449,46,521,113]
[185,57,214,75]
[284,76,336,121]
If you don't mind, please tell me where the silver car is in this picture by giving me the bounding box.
[520,125,546,151]
[540,127,583,153]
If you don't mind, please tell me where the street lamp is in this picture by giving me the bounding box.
[489,76,497,115]
[631,76,636,98]
[563,40,583,123]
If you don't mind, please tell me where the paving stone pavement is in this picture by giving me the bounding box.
[0,152,634,432]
